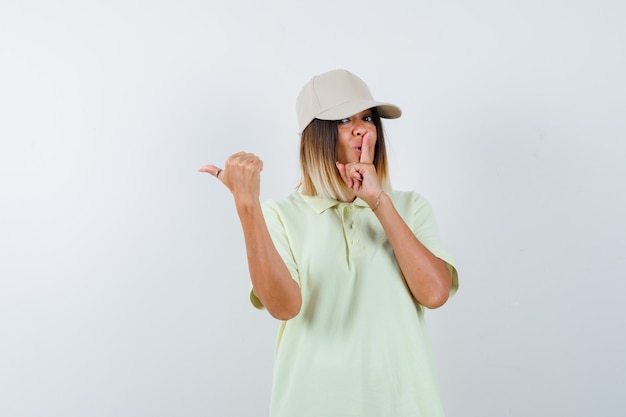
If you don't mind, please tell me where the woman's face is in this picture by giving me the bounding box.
[336,109,377,164]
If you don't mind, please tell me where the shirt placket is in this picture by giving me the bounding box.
[342,205,365,259]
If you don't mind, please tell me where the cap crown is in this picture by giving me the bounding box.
[296,69,401,133]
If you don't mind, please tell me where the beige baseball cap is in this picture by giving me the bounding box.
[296,69,402,133]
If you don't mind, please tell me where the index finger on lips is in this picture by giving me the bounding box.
[360,132,373,164]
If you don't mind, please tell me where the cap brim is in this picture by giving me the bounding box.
[315,99,402,121]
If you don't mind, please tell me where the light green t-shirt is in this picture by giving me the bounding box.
[251,190,458,417]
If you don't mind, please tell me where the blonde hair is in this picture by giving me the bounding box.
[297,108,391,201]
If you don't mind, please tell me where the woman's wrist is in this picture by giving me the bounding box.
[371,190,386,212]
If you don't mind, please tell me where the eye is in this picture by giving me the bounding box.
[363,115,373,122]
[338,118,350,124]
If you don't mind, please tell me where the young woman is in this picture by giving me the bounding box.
[200,69,459,417]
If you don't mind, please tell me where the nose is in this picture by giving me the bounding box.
[353,119,367,136]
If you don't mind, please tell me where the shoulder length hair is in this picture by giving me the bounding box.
[297,108,391,201]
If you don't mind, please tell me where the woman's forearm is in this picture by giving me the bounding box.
[236,201,302,320]
[372,193,452,309]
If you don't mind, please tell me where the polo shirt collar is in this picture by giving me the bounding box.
[299,193,369,214]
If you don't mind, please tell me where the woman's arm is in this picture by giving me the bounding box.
[199,152,301,320]
[371,193,452,309]
[236,200,302,320]
[337,135,451,309]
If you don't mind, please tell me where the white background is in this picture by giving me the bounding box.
[1,0,625,416]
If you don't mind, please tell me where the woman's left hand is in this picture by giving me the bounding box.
[336,133,382,208]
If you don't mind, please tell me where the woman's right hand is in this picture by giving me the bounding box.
[199,152,301,320]
[198,151,264,207]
